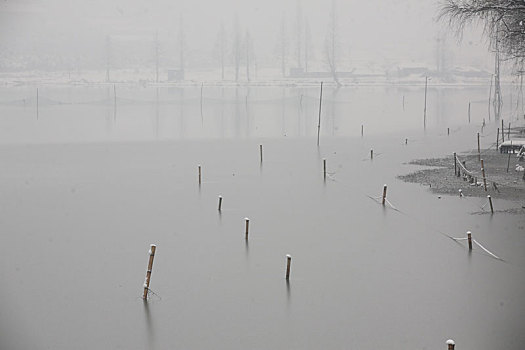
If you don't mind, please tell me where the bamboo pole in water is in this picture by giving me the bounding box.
[285,255,292,280]
[259,144,263,163]
[481,159,487,191]
[323,159,326,180]
[218,196,223,211]
[317,82,323,146]
[245,218,250,239]
[382,185,387,205]
[198,165,202,185]
[143,244,157,299]
[467,232,472,250]
[502,119,505,142]
[477,132,481,162]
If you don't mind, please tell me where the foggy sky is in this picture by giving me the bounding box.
[0,0,490,74]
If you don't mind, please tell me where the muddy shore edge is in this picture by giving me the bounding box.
[398,149,525,205]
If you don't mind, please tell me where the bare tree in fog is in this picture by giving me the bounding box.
[245,30,254,82]
[105,35,111,82]
[439,0,525,66]
[295,0,303,70]
[213,22,227,80]
[275,14,289,77]
[177,14,185,79]
[154,31,160,83]
[232,14,242,82]
[304,19,312,72]
[439,0,525,117]
[325,0,341,86]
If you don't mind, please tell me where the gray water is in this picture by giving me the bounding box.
[0,85,523,350]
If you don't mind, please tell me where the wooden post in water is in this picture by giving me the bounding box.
[507,145,511,172]
[468,101,471,123]
[405,138,408,145]
[496,128,499,149]
[361,124,364,137]
[198,165,202,185]
[323,159,326,179]
[245,218,250,239]
[488,195,494,214]
[477,132,481,161]
[200,82,204,120]
[508,122,511,139]
[317,82,323,146]
[218,196,223,211]
[423,76,428,128]
[446,339,455,350]
[454,152,458,176]
[467,231,472,250]
[285,254,292,280]
[259,144,263,163]
[143,244,157,299]
[502,119,505,142]
[448,127,450,136]
[481,159,487,191]
[370,149,374,160]
[382,184,387,205]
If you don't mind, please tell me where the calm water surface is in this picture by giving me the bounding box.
[0,85,523,350]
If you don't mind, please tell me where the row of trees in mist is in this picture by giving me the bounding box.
[1,1,346,83]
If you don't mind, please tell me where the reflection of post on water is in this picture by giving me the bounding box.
[143,300,156,350]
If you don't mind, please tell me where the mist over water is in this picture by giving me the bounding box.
[1,1,525,350]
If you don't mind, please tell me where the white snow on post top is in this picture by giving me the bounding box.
[286,254,292,259]
[245,217,249,221]
[446,339,455,345]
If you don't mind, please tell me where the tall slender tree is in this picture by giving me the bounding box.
[233,14,242,82]
[325,0,341,86]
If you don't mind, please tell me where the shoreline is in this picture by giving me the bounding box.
[398,148,525,205]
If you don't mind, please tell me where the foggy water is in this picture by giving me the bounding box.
[0,86,524,350]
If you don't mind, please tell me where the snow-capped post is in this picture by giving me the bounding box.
[496,127,499,149]
[446,339,455,350]
[245,218,250,240]
[370,149,374,160]
[285,255,292,280]
[198,165,202,185]
[467,231,472,250]
[477,132,481,162]
[259,144,263,163]
[382,184,387,205]
[323,159,326,180]
[317,82,323,146]
[143,244,157,299]
[488,195,494,214]
[218,195,223,211]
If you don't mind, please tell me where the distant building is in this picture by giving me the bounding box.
[168,69,184,81]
